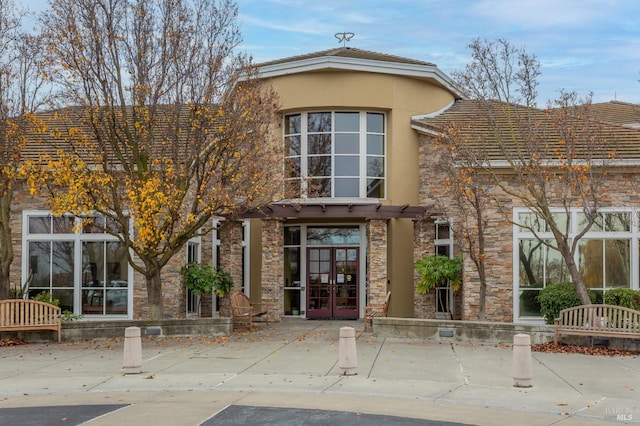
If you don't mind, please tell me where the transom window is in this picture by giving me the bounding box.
[284,111,385,199]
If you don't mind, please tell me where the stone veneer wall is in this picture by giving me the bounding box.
[218,220,243,317]
[413,219,436,319]
[260,218,283,321]
[366,219,388,306]
[417,131,640,322]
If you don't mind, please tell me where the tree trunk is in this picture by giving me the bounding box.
[0,188,13,300]
[477,262,487,321]
[561,248,591,305]
[145,268,164,320]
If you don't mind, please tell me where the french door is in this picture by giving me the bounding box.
[307,247,359,319]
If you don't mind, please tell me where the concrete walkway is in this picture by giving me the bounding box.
[0,318,638,425]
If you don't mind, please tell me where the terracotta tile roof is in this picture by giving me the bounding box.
[22,105,225,163]
[413,99,640,162]
[589,101,640,127]
[257,46,436,68]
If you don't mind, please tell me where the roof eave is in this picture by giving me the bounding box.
[257,56,464,99]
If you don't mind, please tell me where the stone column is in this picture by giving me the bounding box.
[261,218,284,322]
[413,219,436,319]
[366,218,388,306]
[218,220,243,317]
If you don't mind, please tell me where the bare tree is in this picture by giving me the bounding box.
[40,0,280,319]
[447,38,613,306]
[0,1,48,300]
[432,121,491,319]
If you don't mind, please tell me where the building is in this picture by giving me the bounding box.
[10,47,640,324]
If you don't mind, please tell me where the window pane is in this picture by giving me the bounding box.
[308,178,330,197]
[285,179,301,198]
[604,240,630,287]
[518,213,543,233]
[335,156,359,176]
[82,242,105,287]
[579,239,602,289]
[52,242,74,288]
[285,135,301,156]
[82,217,105,234]
[106,242,128,285]
[519,290,541,317]
[547,213,569,233]
[546,245,569,283]
[29,241,50,287]
[335,133,359,154]
[334,178,359,197]
[52,289,73,313]
[285,157,300,178]
[308,134,331,155]
[367,178,384,198]
[284,247,300,286]
[367,134,384,155]
[367,113,384,133]
[367,156,384,177]
[605,213,630,232]
[308,156,331,177]
[308,112,331,132]
[335,112,359,132]
[105,289,127,314]
[52,216,74,234]
[577,212,602,232]
[307,227,360,245]
[29,216,50,234]
[284,226,301,245]
[284,114,301,134]
[519,240,543,287]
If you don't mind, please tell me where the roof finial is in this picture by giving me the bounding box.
[335,32,355,47]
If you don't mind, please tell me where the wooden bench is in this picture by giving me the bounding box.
[230,291,270,331]
[364,291,391,332]
[0,299,62,342]
[554,304,640,344]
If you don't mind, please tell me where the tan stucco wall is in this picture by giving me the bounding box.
[267,70,454,207]
[248,69,456,318]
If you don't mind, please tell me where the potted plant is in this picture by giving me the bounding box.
[181,262,234,298]
[415,254,463,294]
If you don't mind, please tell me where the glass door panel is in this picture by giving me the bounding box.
[307,247,359,319]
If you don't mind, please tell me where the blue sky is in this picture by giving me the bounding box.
[20,0,640,104]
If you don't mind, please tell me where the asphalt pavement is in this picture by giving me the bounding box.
[0,318,638,425]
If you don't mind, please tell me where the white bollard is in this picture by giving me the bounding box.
[512,333,532,388]
[123,326,142,375]
[338,326,357,376]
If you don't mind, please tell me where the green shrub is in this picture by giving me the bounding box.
[415,254,463,293]
[32,291,60,307]
[536,283,596,324]
[604,288,640,310]
[181,262,233,297]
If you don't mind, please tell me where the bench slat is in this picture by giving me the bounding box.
[554,304,640,344]
[0,300,61,342]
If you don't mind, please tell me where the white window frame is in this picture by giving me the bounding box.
[513,207,639,323]
[284,111,386,201]
[22,210,134,319]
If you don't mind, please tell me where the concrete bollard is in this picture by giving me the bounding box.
[338,326,357,376]
[512,333,532,388]
[123,326,142,375]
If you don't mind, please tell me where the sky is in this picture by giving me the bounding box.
[19,0,640,105]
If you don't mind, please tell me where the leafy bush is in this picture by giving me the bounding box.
[181,262,233,297]
[415,254,463,293]
[32,291,60,307]
[536,283,596,324]
[603,288,640,310]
